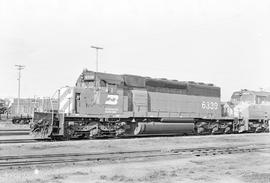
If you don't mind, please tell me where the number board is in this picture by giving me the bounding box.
[201,101,218,110]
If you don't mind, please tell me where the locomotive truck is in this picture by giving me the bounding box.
[30,70,269,139]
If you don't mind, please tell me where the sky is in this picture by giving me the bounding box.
[0,0,270,101]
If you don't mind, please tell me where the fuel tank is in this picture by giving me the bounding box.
[133,120,194,135]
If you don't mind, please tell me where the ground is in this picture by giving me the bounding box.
[1,149,270,183]
[0,119,270,183]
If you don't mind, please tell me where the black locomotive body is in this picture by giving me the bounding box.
[30,70,269,139]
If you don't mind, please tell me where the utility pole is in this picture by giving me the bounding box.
[91,45,103,89]
[91,45,103,73]
[15,65,25,115]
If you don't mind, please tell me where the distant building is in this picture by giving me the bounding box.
[10,98,58,116]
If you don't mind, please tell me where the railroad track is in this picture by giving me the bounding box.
[0,129,29,131]
[0,129,29,136]
[0,139,37,144]
[0,145,269,169]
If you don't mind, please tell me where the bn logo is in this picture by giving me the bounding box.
[105,95,119,105]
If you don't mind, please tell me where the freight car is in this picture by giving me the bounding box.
[30,70,269,139]
[9,98,58,124]
[12,115,32,124]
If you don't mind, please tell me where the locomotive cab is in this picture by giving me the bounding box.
[72,70,124,116]
[72,87,123,116]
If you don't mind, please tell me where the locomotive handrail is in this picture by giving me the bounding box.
[50,85,70,124]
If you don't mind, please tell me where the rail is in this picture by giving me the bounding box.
[0,144,269,169]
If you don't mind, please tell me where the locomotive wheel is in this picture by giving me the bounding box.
[224,127,231,134]
[19,119,25,124]
[89,127,99,138]
[211,126,219,134]
[64,128,74,140]
[255,126,263,133]
[197,127,205,134]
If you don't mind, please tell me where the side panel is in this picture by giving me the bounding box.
[123,89,133,112]
[248,104,270,119]
[123,96,129,112]
[148,92,221,118]
[132,90,148,113]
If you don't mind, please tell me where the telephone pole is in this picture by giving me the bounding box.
[91,45,103,73]
[15,65,25,115]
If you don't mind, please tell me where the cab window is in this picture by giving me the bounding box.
[108,84,117,93]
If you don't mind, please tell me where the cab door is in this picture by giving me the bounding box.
[74,93,80,114]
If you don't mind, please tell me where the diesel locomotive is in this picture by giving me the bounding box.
[30,70,269,139]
